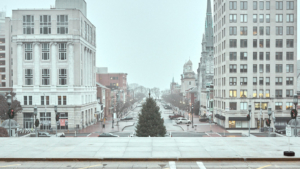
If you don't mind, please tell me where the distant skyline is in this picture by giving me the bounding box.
[2,0,299,90]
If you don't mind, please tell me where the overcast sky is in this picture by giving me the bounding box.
[2,0,299,90]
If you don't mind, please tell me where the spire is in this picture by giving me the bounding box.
[204,0,213,47]
[172,77,174,83]
[206,0,212,14]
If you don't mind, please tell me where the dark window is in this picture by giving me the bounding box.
[286,89,293,97]
[259,52,264,60]
[266,39,270,48]
[253,64,257,73]
[240,52,247,60]
[230,39,237,47]
[286,52,294,60]
[230,102,237,110]
[253,77,257,85]
[276,64,283,73]
[286,39,294,48]
[275,90,282,98]
[259,39,263,47]
[240,64,247,73]
[276,52,282,60]
[266,64,270,73]
[230,52,237,60]
[286,77,293,85]
[253,52,257,60]
[253,39,257,48]
[266,77,270,85]
[266,52,270,60]
[275,77,283,85]
[229,64,237,73]
[253,26,257,35]
[259,77,264,85]
[276,39,283,47]
[240,39,247,48]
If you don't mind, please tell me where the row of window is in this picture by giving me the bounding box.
[229,14,294,23]
[227,52,294,61]
[229,26,294,36]
[229,89,294,98]
[227,76,294,86]
[229,1,294,10]
[25,69,67,85]
[229,101,294,111]
[227,64,294,73]
[229,39,294,48]
[23,96,67,106]
[24,43,67,60]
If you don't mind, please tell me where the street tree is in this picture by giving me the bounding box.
[0,92,23,121]
[135,97,166,137]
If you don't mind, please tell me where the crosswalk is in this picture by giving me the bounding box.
[168,161,206,169]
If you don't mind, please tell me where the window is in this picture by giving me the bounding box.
[253,77,257,85]
[58,96,62,105]
[259,52,264,60]
[40,15,51,34]
[286,64,294,73]
[276,90,283,98]
[229,77,237,86]
[286,77,293,85]
[229,27,237,35]
[266,65,270,73]
[253,1,257,10]
[275,77,283,85]
[29,96,32,105]
[253,14,257,23]
[229,39,237,47]
[259,14,264,23]
[275,102,283,110]
[286,14,294,23]
[240,52,247,60]
[41,96,50,105]
[276,14,283,22]
[240,90,247,98]
[255,103,268,110]
[230,52,237,60]
[240,14,247,22]
[259,64,264,73]
[266,77,270,85]
[266,27,270,35]
[240,77,247,85]
[253,64,257,73]
[25,43,32,60]
[266,90,270,98]
[229,1,237,10]
[240,102,248,110]
[229,90,237,97]
[276,26,283,35]
[42,43,50,60]
[266,52,270,60]
[229,65,237,73]
[42,69,50,85]
[253,26,257,35]
[266,1,270,10]
[240,1,247,10]
[25,69,33,85]
[259,27,264,35]
[259,39,263,47]
[24,96,27,105]
[253,40,257,48]
[287,26,294,35]
[23,15,34,34]
[276,65,283,73]
[59,69,67,85]
[276,52,283,60]
[240,39,247,48]
[259,77,264,85]
[253,89,257,97]
[240,65,247,73]
[286,102,293,110]
[276,1,283,9]
[230,102,237,110]
[253,52,257,60]
[286,39,294,48]
[287,1,294,10]
[63,96,67,105]
[266,39,270,48]
[276,39,283,47]
[266,14,270,23]
[59,43,67,60]
[229,14,237,23]
[259,89,264,97]
[286,90,293,97]
[240,27,247,35]
[57,15,68,34]
[259,1,264,9]
[286,52,294,60]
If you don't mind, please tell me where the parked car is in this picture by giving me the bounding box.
[121,116,133,121]
[275,129,286,134]
[169,114,184,120]
[176,118,191,124]
[164,105,172,109]
[38,132,51,137]
[98,133,119,137]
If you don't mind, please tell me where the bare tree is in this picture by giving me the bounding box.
[0,92,23,121]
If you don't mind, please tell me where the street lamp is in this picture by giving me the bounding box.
[293,94,298,137]
[54,105,57,137]
[34,106,38,137]
[268,107,272,137]
[191,104,194,128]
[7,94,11,137]
[248,105,251,137]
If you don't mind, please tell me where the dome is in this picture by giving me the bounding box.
[0,119,20,129]
[186,60,192,65]
[288,119,300,127]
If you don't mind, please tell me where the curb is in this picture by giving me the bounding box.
[122,122,135,131]
[173,124,184,131]
[1,158,300,162]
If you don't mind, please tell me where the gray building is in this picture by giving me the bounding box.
[213,0,297,130]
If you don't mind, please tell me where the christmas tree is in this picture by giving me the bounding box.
[135,97,166,137]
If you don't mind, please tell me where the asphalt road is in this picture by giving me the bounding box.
[0,161,299,169]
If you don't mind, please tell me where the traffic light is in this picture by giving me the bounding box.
[246,114,250,121]
[7,109,15,119]
[291,109,298,119]
[266,118,271,126]
[56,114,59,121]
[35,119,39,127]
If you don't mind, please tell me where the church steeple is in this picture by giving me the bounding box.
[204,0,213,47]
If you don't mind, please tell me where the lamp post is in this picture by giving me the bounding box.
[293,94,298,137]
[54,105,57,137]
[34,106,38,137]
[7,94,11,137]
[268,107,272,137]
[191,104,194,128]
[259,95,262,132]
[248,105,251,137]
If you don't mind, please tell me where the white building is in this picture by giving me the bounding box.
[180,60,196,98]
[213,0,297,130]
[9,0,97,130]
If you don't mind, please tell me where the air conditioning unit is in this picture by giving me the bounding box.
[240,82,243,85]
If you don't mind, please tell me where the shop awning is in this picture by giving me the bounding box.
[219,115,225,120]
[276,117,291,121]
[215,114,219,118]
[229,117,248,121]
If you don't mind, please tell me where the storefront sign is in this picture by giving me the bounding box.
[60,119,65,126]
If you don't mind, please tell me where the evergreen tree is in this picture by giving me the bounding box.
[135,97,166,137]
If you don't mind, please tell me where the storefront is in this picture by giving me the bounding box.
[275,117,290,130]
[228,117,249,129]
[40,112,51,130]
[57,112,68,130]
[23,113,34,129]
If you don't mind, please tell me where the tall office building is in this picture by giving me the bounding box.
[10,0,97,130]
[213,0,297,130]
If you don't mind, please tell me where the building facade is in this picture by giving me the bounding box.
[180,60,196,99]
[213,0,297,130]
[10,0,97,130]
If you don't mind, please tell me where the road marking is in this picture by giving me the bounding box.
[169,161,176,169]
[197,162,206,169]
[0,164,21,168]
[78,164,103,169]
[257,165,271,169]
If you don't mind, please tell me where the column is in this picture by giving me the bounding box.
[84,48,87,86]
[33,43,40,86]
[17,42,23,86]
[51,43,57,86]
[68,42,74,87]
[89,51,91,86]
